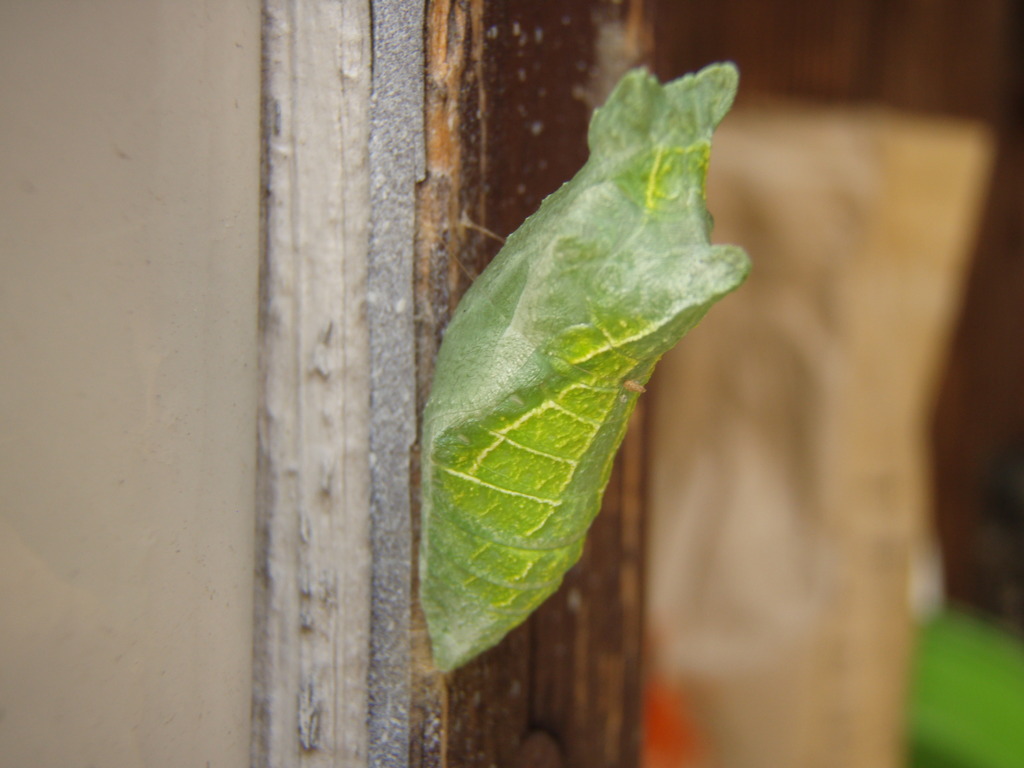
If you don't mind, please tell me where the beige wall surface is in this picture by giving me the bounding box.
[0,2,261,766]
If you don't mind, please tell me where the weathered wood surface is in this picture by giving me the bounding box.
[253,1,373,766]
[414,2,652,767]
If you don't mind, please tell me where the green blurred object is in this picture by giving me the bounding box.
[908,609,1024,768]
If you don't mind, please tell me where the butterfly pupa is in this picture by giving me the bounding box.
[419,63,751,671]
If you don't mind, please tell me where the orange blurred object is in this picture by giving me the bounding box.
[644,678,708,768]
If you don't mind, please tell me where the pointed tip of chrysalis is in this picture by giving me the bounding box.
[588,62,740,159]
[710,243,753,294]
[667,61,739,129]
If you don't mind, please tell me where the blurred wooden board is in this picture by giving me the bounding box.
[646,104,992,768]
[933,130,1024,618]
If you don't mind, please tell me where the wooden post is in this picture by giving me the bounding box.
[254,2,374,765]
[413,2,653,767]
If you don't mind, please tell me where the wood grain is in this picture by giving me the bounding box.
[414,1,652,766]
[253,2,372,765]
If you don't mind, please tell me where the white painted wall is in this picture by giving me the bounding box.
[0,2,261,766]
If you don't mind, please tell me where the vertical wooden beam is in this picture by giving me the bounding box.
[930,1,1024,626]
[933,130,1024,611]
[414,2,653,766]
[254,1,373,766]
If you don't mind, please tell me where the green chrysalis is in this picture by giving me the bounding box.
[420,63,750,671]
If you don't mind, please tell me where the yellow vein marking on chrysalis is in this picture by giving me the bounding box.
[595,323,642,362]
[435,500,588,552]
[645,145,667,210]
[590,314,681,362]
[484,431,580,466]
[492,399,604,434]
[456,414,528,475]
[465,546,549,590]
[466,418,585,474]
[521,503,562,536]
[485,405,539,436]
[503,560,539,586]
[466,436,507,472]
[436,465,561,505]
[571,381,619,393]
[439,546,562,590]
[562,334,638,367]
[485,558,551,590]
[569,336,641,366]
[431,566,536,616]
[545,400,603,428]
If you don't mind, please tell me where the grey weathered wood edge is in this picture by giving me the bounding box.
[255,1,424,766]
[254,1,374,765]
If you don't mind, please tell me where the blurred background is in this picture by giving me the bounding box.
[4,1,1024,767]
[642,2,1024,767]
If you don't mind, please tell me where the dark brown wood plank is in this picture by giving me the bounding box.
[873,0,1013,121]
[414,1,652,766]
[652,0,882,102]
[932,129,1024,610]
[529,407,646,768]
[651,0,1014,122]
